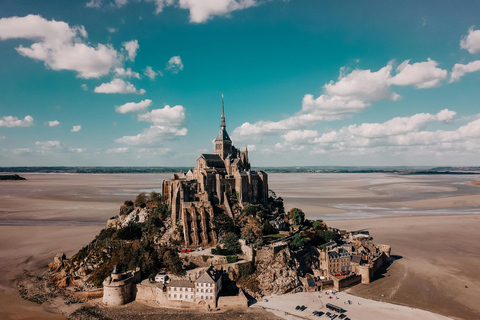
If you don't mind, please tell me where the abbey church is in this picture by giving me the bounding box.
[162,98,268,247]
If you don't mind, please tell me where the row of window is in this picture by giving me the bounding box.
[196,288,213,293]
[168,294,213,300]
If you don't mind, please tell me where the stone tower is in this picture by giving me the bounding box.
[214,95,232,160]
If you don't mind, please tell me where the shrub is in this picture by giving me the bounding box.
[226,255,238,263]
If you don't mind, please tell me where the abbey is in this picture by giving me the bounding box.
[162,98,268,247]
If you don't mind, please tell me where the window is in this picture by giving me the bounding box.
[180,294,182,298]
[174,294,177,298]
[168,294,171,298]
[179,288,182,292]
[210,296,213,300]
[201,296,204,300]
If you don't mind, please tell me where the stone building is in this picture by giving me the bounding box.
[165,266,222,307]
[163,98,269,247]
[103,265,141,306]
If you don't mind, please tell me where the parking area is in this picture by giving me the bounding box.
[253,291,451,320]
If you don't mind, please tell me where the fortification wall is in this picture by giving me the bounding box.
[217,294,248,308]
[333,274,362,291]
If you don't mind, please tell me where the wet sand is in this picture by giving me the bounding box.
[1,172,480,319]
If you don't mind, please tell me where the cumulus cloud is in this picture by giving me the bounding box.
[114,67,141,78]
[86,0,103,8]
[106,147,129,153]
[81,84,88,91]
[115,99,152,113]
[390,59,447,88]
[123,40,139,61]
[144,66,161,79]
[68,147,86,153]
[233,60,448,143]
[71,125,82,132]
[450,60,480,82]
[165,56,183,74]
[94,78,146,94]
[0,136,6,139]
[146,0,175,14]
[179,0,257,23]
[8,148,32,155]
[35,140,62,150]
[0,15,122,79]
[116,104,187,145]
[48,120,60,127]
[0,115,34,127]
[308,110,456,150]
[115,0,128,8]
[461,27,480,54]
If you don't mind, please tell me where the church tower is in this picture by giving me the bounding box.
[214,94,232,159]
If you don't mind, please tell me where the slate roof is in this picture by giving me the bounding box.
[200,154,225,168]
[215,127,231,141]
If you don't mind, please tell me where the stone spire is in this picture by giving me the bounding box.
[221,94,226,128]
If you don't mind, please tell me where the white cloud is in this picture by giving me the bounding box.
[116,104,187,145]
[390,59,447,88]
[450,60,480,82]
[48,120,60,127]
[0,15,122,79]
[68,147,86,153]
[71,125,82,132]
[81,84,88,91]
[233,60,450,143]
[115,0,128,7]
[282,130,319,144]
[116,126,187,145]
[115,99,152,113]
[146,0,175,14]
[123,40,139,61]
[94,78,146,94]
[0,115,34,127]
[8,148,32,155]
[114,67,141,78]
[35,140,62,150]
[0,136,6,140]
[460,27,480,54]
[324,64,396,102]
[144,66,161,79]
[86,0,102,8]
[106,147,129,153]
[138,105,186,125]
[166,55,184,74]
[107,27,117,33]
[311,109,456,149]
[179,0,258,23]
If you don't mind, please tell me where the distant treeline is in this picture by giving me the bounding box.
[0,174,26,180]
[1,166,480,174]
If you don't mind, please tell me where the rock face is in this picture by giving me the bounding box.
[254,248,302,296]
[106,208,149,229]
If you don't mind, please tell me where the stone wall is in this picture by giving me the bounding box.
[217,290,248,308]
[333,274,362,291]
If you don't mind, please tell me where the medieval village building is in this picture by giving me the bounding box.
[162,98,268,247]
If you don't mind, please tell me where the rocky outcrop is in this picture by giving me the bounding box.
[252,248,302,296]
[106,208,149,229]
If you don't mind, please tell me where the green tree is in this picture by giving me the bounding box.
[291,233,310,248]
[324,230,335,242]
[154,204,170,220]
[241,216,263,244]
[292,209,305,225]
[163,250,184,276]
[150,191,162,206]
[134,192,148,208]
[313,220,324,230]
[224,232,242,254]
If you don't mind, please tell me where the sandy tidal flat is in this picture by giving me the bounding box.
[1,172,480,319]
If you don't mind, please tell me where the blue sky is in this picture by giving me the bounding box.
[1,0,480,167]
